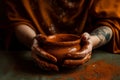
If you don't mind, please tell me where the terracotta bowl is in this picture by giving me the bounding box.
[37,34,81,63]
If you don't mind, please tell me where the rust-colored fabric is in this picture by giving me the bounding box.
[4,0,120,53]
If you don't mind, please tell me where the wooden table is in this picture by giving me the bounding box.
[0,50,120,80]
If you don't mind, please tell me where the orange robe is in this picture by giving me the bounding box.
[4,0,120,53]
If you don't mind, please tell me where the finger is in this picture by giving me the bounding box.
[66,45,92,59]
[63,53,91,67]
[32,52,59,71]
[32,45,57,63]
[66,51,88,59]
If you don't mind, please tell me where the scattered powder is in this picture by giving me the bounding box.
[48,60,120,80]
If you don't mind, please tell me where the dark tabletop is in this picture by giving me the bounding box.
[0,50,120,80]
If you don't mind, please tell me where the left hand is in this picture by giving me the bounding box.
[62,32,93,68]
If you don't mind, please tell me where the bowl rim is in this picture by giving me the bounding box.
[44,34,81,46]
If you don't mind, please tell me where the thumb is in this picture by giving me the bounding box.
[81,32,90,41]
[35,34,47,42]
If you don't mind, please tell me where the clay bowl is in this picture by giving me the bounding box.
[37,34,81,63]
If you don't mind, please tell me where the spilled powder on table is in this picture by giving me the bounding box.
[48,60,120,80]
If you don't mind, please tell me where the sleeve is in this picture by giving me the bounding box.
[92,0,120,53]
[4,0,33,28]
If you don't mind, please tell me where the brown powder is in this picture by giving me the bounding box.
[48,60,120,80]
[78,60,120,80]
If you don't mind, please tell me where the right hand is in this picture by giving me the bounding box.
[62,33,92,67]
[31,34,59,71]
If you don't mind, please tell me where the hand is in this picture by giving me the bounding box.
[31,34,59,71]
[63,32,93,68]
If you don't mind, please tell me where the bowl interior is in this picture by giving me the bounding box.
[47,34,80,43]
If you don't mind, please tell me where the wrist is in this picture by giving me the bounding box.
[89,35,101,49]
[31,37,38,51]
[31,36,37,47]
